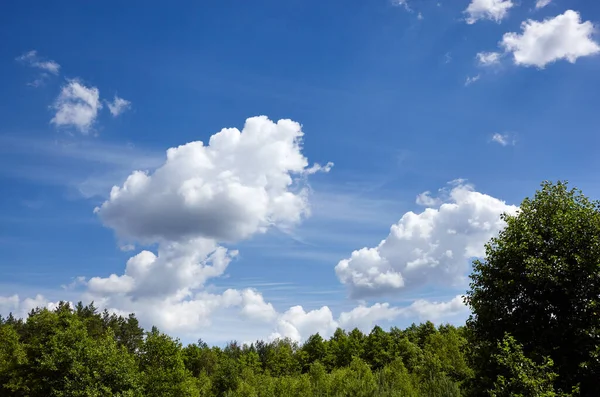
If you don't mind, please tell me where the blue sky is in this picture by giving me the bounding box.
[1,0,600,344]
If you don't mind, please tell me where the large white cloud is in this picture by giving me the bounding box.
[51,80,102,133]
[464,0,514,25]
[500,10,600,68]
[335,181,517,299]
[76,116,331,337]
[95,116,331,243]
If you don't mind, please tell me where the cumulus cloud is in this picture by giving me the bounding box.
[335,181,518,299]
[16,50,61,75]
[0,294,66,318]
[477,51,502,66]
[51,80,102,133]
[95,116,331,243]
[464,0,514,24]
[500,10,600,68]
[77,116,331,336]
[407,295,468,322]
[107,95,131,116]
[271,306,338,342]
[87,239,234,299]
[338,303,402,332]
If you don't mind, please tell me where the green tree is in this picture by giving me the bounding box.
[301,333,327,368]
[0,324,28,395]
[489,334,559,397]
[140,327,199,397]
[263,338,299,377]
[327,328,350,368]
[363,326,392,370]
[9,306,141,397]
[466,181,600,396]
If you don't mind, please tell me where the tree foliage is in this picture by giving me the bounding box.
[0,302,470,396]
[466,181,600,396]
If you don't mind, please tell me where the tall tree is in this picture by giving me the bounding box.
[465,181,600,396]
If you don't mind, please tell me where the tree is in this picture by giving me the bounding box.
[301,333,327,368]
[139,327,199,397]
[363,326,392,370]
[5,306,142,397]
[0,324,28,395]
[489,334,559,397]
[466,181,600,396]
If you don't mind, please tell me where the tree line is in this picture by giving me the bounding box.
[1,181,598,396]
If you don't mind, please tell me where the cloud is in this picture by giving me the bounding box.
[500,10,600,68]
[87,239,235,299]
[95,116,331,243]
[391,0,410,11]
[464,0,514,24]
[416,191,442,207]
[407,295,468,322]
[0,294,63,318]
[338,303,402,332]
[119,244,136,252]
[68,116,331,337]
[271,306,338,342]
[535,0,551,9]
[476,51,502,66]
[335,181,518,299]
[16,50,61,75]
[465,75,480,86]
[51,80,102,134]
[107,95,132,117]
[0,290,470,343]
[491,133,515,146]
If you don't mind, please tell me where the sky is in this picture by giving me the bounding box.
[1,0,600,345]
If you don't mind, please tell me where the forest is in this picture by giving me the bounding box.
[1,181,599,397]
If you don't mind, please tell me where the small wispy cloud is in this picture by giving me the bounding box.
[476,51,502,66]
[535,0,551,9]
[16,50,61,87]
[491,133,516,146]
[107,95,132,117]
[391,0,410,10]
[465,75,480,86]
[51,79,102,134]
[444,52,452,64]
[415,191,441,207]
[119,244,136,252]
[0,134,163,198]
[16,50,61,75]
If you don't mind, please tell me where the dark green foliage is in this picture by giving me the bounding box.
[0,303,470,396]
[488,334,559,397]
[466,181,600,396]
